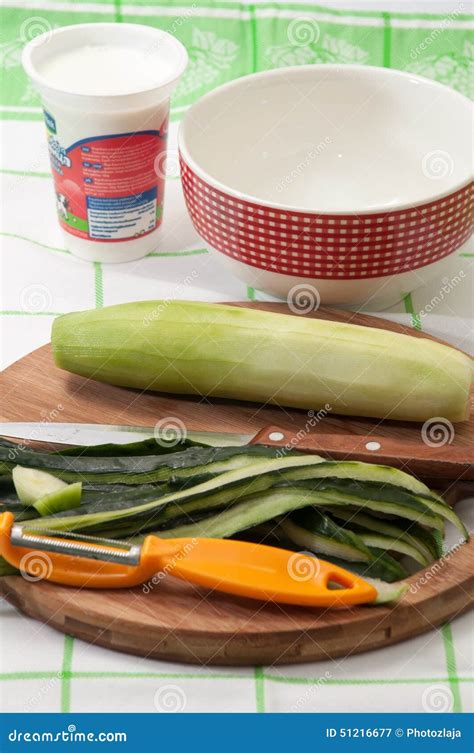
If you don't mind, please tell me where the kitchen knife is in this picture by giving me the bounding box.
[0,421,472,481]
[0,422,253,447]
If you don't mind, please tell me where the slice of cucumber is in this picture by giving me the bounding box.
[12,466,67,506]
[33,482,82,516]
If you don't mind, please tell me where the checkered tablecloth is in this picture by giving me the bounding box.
[1,0,473,715]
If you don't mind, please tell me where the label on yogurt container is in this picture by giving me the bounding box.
[44,110,168,242]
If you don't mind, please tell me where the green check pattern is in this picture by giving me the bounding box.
[1,623,473,713]
[0,0,473,714]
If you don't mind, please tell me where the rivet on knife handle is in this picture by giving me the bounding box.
[250,426,474,481]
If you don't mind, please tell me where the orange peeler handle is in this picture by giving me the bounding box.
[0,513,377,607]
[158,536,378,607]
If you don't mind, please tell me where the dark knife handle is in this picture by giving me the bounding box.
[249,425,474,482]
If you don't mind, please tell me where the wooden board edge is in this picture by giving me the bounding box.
[0,538,472,665]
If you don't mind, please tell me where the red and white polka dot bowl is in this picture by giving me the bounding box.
[179,65,472,309]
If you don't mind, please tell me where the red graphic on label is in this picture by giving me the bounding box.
[48,119,168,242]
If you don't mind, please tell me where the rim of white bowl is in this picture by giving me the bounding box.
[179,64,473,216]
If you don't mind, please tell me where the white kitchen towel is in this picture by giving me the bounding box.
[0,0,472,714]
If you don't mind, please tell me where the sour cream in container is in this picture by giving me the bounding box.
[23,24,187,263]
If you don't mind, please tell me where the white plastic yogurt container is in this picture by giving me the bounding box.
[23,24,187,263]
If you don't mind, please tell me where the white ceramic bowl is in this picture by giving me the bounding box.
[179,65,472,309]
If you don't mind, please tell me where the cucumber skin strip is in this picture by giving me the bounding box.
[286,507,375,560]
[328,509,436,563]
[156,487,442,538]
[24,455,327,532]
[414,495,469,541]
[153,491,409,583]
[25,454,441,534]
[279,518,372,563]
[156,489,319,540]
[0,450,435,502]
[279,484,444,531]
[150,486,435,540]
[279,463,433,497]
[358,533,429,566]
[306,492,444,531]
[0,446,277,482]
[0,453,266,487]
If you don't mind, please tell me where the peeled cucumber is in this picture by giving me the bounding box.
[12,466,67,506]
[51,301,472,422]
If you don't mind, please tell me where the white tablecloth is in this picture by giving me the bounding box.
[1,0,472,715]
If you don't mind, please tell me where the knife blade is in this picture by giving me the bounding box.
[0,422,253,448]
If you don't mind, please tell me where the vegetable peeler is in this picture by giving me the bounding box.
[0,512,377,607]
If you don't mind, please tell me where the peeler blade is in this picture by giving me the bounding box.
[10,525,142,565]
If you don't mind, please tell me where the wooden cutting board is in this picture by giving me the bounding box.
[0,302,473,665]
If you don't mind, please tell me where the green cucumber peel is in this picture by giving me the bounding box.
[22,455,327,533]
[285,486,445,531]
[357,532,429,566]
[282,508,374,563]
[33,482,82,516]
[329,508,438,563]
[0,444,281,484]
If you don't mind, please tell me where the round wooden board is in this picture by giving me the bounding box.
[1,546,473,666]
[1,302,473,665]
